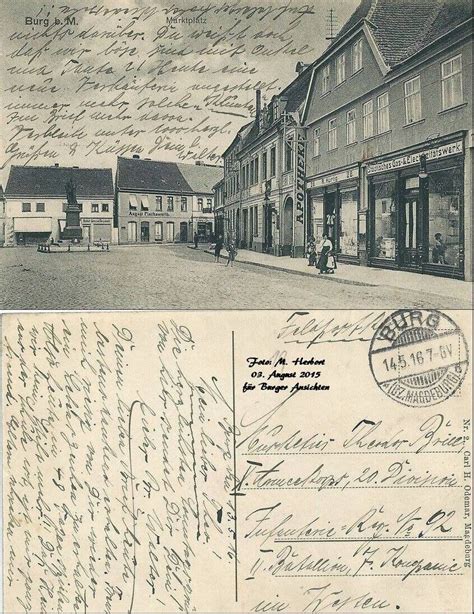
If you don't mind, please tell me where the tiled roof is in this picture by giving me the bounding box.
[281,66,313,113]
[117,157,192,193]
[321,0,471,67]
[116,157,223,195]
[176,163,223,195]
[5,166,114,198]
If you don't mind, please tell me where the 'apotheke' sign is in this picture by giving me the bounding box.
[308,165,359,188]
[367,140,463,175]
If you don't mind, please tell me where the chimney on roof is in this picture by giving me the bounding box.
[132,154,140,159]
[255,89,261,120]
[54,163,59,167]
[296,61,308,75]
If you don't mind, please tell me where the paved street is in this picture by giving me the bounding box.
[0,244,470,310]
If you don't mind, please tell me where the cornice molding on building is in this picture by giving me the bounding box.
[5,194,114,200]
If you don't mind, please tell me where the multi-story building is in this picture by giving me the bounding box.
[303,0,473,279]
[115,156,222,244]
[213,178,225,239]
[223,67,312,257]
[4,164,114,246]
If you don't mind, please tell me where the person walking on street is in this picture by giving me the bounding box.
[214,235,224,262]
[194,232,199,249]
[226,239,237,267]
[316,234,334,274]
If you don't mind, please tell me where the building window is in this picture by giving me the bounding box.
[262,151,267,179]
[372,178,397,260]
[270,146,276,177]
[322,64,330,94]
[197,197,203,211]
[328,118,337,150]
[36,202,45,212]
[313,127,320,157]
[336,53,345,85]
[285,137,293,172]
[254,157,259,184]
[428,167,462,268]
[77,204,83,213]
[22,203,31,212]
[140,196,149,211]
[91,203,99,213]
[352,39,363,73]
[129,195,138,211]
[206,198,212,211]
[377,93,390,134]
[404,75,421,124]
[363,100,374,139]
[101,203,109,212]
[245,164,250,188]
[441,54,463,110]
[155,221,163,241]
[156,196,162,211]
[181,197,188,212]
[167,196,174,211]
[346,109,356,144]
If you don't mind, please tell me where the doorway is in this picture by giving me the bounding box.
[180,222,188,242]
[399,194,420,267]
[282,197,293,256]
[141,221,150,242]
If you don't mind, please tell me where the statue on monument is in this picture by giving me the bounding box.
[62,175,82,241]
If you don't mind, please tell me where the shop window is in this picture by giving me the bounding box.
[404,76,422,124]
[328,118,337,150]
[167,196,174,211]
[91,203,99,212]
[101,203,109,212]
[340,190,358,256]
[253,206,258,236]
[181,197,188,212]
[270,146,276,177]
[155,221,163,241]
[322,64,330,94]
[36,203,45,212]
[363,100,374,139]
[346,109,356,144]
[156,195,163,211]
[313,128,320,157]
[336,53,345,85]
[377,93,390,134]
[352,39,362,73]
[428,167,462,268]
[441,54,463,110]
[127,221,137,242]
[22,203,31,212]
[373,178,397,259]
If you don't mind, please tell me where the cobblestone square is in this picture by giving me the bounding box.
[1,245,470,310]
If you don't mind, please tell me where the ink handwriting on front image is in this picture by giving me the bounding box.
[2,311,472,613]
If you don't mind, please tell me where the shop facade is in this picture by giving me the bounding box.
[307,164,360,263]
[366,135,465,279]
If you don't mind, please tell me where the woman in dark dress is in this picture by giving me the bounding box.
[316,235,333,274]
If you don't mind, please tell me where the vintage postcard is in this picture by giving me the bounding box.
[0,0,472,310]
[2,309,472,613]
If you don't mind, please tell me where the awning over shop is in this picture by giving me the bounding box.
[14,217,52,232]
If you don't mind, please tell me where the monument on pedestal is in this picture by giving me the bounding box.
[61,177,82,242]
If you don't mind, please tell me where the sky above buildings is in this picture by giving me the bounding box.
[0,0,360,185]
